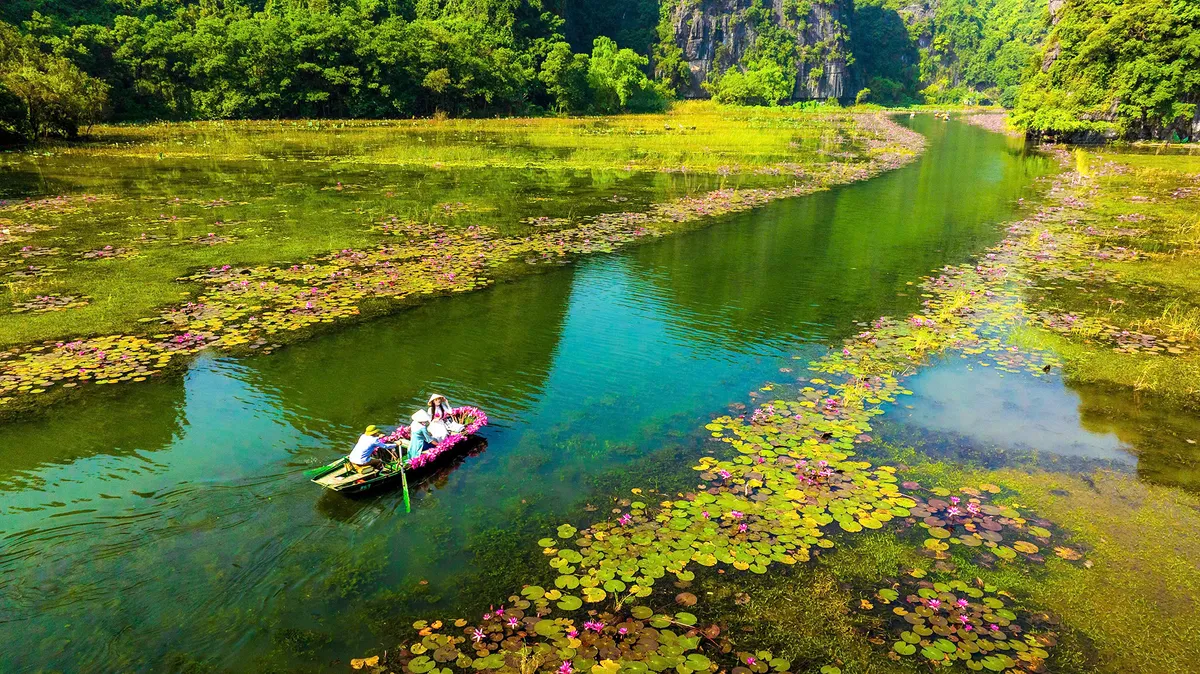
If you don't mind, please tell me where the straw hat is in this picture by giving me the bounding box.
[411,409,432,424]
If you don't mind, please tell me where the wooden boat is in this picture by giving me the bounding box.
[310,406,488,494]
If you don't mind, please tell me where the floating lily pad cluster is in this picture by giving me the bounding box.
[899,483,1087,566]
[375,597,724,674]
[10,295,90,314]
[869,571,1058,672]
[78,245,138,260]
[12,245,61,259]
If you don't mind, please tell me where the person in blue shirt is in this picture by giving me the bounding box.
[348,425,389,471]
[408,409,436,460]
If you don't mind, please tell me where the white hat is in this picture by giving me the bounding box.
[428,393,447,404]
[412,409,432,424]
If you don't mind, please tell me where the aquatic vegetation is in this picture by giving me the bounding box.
[0,114,923,414]
[868,572,1057,672]
[900,481,1087,566]
[9,295,89,314]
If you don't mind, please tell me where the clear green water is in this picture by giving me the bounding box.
[0,118,1071,672]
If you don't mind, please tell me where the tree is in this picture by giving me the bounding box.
[0,20,108,139]
[539,40,591,112]
[1013,0,1200,139]
[587,35,662,113]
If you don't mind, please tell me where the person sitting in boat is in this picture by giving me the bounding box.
[349,425,390,472]
[427,393,464,440]
[408,409,437,459]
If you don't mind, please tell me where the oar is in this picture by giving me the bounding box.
[398,452,411,514]
[303,463,333,478]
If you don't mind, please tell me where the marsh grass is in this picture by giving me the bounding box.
[0,103,912,351]
[1016,149,1200,407]
[1130,300,1200,343]
[46,102,881,174]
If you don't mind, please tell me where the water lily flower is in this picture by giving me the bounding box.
[701,511,710,519]
[957,599,969,608]
[559,662,573,674]
[730,511,744,519]
[746,657,757,666]
[567,629,578,639]
[738,523,748,533]
[928,599,941,610]
[508,617,520,628]
[618,627,628,635]
[472,628,486,643]
[989,624,999,631]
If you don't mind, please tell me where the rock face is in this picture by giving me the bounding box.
[665,0,851,101]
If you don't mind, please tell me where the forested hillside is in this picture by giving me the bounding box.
[0,0,1197,140]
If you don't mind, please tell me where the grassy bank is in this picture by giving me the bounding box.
[1007,149,1200,408]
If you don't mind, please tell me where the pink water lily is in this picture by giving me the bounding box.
[558,662,573,674]
[472,628,485,643]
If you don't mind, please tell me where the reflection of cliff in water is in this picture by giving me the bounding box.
[624,117,1055,350]
[1072,382,1200,492]
[0,377,186,492]
[237,267,576,440]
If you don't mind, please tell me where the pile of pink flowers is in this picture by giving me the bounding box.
[381,406,488,469]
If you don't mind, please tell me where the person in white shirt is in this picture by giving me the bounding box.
[426,393,463,440]
[349,425,389,471]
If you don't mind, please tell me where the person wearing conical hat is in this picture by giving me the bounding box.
[427,393,455,421]
[408,409,436,460]
[348,425,388,472]
[426,393,464,440]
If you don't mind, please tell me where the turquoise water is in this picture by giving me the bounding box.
[0,118,1064,671]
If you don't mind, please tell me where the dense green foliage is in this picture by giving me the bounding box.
[1013,0,1200,139]
[0,20,107,140]
[849,0,1047,106]
[0,0,664,122]
[2,0,1198,139]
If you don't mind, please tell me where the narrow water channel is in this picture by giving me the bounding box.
[0,118,1059,672]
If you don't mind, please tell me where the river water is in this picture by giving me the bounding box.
[0,117,1107,671]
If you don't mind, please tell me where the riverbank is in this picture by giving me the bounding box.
[356,147,1200,673]
[0,105,923,417]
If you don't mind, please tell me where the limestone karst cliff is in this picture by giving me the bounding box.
[663,0,851,101]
